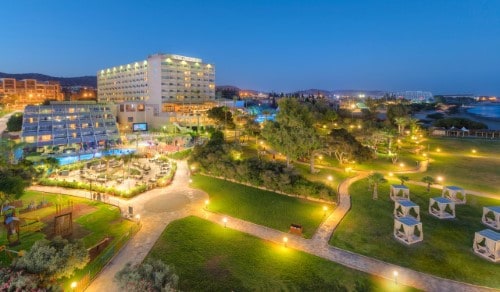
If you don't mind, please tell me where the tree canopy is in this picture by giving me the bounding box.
[207,106,235,129]
[326,128,374,164]
[6,113,23,132]
[262,98,315,167]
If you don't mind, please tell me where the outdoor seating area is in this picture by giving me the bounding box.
[394,200,420,221]
[482,206,500,231]
[429,197,456,219]
[389,184,410,201]
[48,154,175,197]
[473,229,500,263]
[393,216,423,245]
[442,186,466,204]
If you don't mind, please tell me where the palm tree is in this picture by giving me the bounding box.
[394,117,408,135]
[397,175,409,185]
[43,157,59,175]
[422,176,435,192]
[368,172,387,200]
[408,118,421,135]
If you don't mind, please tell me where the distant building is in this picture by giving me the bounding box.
[0,78,64,109]
[21,101,119,151]
[393,91,434,103]
[68,86,97,101]
[97,53,216,129]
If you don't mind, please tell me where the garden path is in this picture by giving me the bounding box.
[29,159,497,292]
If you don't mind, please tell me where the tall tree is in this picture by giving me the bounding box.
[6,113,23,132]
[394,117,408,135]
[368,173,386,200]
[207,106,235,129]
[261,98,314,167]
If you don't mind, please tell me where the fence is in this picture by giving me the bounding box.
[73,223,140,292]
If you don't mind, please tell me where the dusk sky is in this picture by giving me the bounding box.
[1,0,500,95]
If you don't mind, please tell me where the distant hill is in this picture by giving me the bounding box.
[0,72,96,88]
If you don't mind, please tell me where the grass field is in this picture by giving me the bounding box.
[147,216,416,291]
[0,191,135,265]
[331,180,500,288]
[191,175,333,238]
[408,137,500,194]
[294,163,354,192]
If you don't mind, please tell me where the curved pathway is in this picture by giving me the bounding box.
[29,159,498,292]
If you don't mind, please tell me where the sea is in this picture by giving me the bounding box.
[466,104,500,120]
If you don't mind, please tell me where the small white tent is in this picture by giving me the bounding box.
[482,206,500,231]
[394,216,423,245]
[473,229,500,263]
[429,197,456,219]
[394,200,420,221]
[390,184,410,201]
[442,186,466,204]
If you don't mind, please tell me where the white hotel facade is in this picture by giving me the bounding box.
[97,53,216,130]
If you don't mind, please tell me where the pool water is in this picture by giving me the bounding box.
[57,148,136,165]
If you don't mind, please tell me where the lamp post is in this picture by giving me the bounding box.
[323,205,328,217]
[71,281,77,291]
[283,236,288,247]
[204,199,209,210]
[393,270,398,285]
[223,217,227,228]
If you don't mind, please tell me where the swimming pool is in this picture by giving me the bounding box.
[57,148,136,165]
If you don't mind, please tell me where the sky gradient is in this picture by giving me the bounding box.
[1,0,499,95]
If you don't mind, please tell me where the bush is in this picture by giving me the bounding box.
[114,259,178,292]
[433,117,487,129]
[168,149,192,160]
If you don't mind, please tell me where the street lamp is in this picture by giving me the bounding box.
[388,172,394,177]
[327,175,333,182]
[204,199,209,210]
[223,217,228,228]
[323,205,328,216]
[399,162,405,168]
[437,176,444,183]
[393,270,398,285]
[472,149,477,154]
[283,236,288,247]
[71,281,77,290]
[135,214,141,223]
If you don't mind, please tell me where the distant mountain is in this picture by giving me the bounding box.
[0,72,96,88]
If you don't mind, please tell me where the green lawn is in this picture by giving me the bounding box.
[408,137,500,194]
[147,216,416,291]
[192,175,332,238]
[295,163,354,192]
[331,180,500,288]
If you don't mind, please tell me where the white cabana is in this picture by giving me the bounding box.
[394,216,423,245]
[482,206,500,231]
[394,200,420,221]
[473,229,500,263]
[429,197,456,219]
[390,184,410,201]
[442,186,466,204]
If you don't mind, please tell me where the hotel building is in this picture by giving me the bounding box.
[393,91,434,103]
[97,53,216,129]
[0,78,64,109]
[21,101,119,151]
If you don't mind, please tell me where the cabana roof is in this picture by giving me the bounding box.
[478,229,500,241]
[432,197,453,204]
[396,216,420,226]
[485,206,500,213]
[392,184,409,189]
[445,186,464,191]
[398,200,418,208]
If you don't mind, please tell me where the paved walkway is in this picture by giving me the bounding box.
[29,159,499,292]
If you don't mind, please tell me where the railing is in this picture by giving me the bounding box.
[72,223,140,292]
